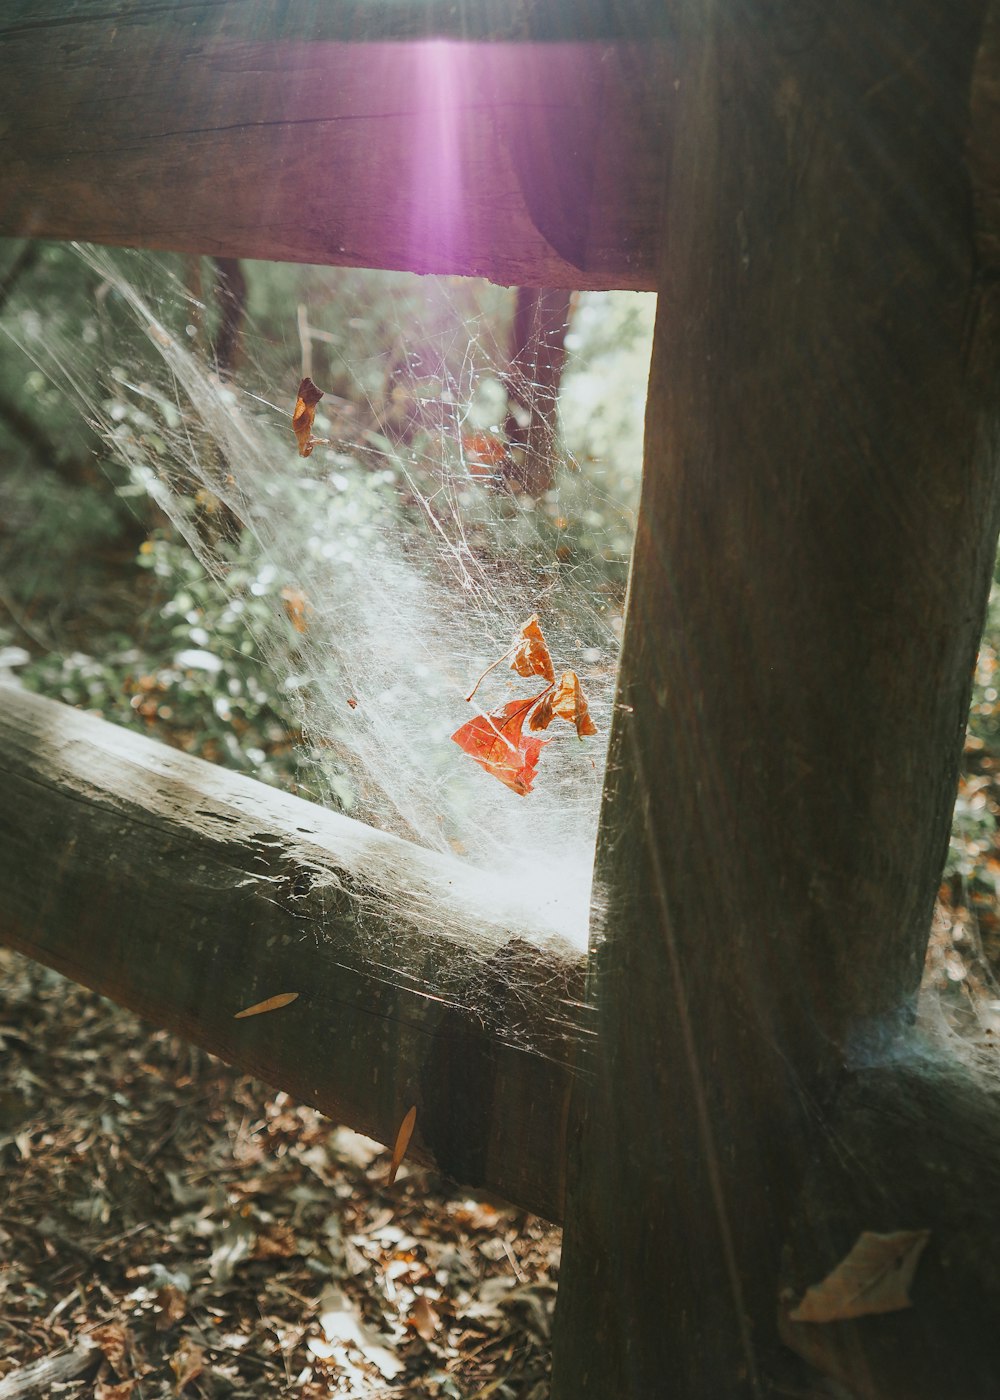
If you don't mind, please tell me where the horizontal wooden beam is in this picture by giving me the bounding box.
[0,0,675,43]
[0,685,584,1223]
[780,1052,1000,1398]
[0,3,673,288]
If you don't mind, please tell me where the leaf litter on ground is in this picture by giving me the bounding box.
[0,947,559,1399]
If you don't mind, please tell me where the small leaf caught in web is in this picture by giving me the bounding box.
[465,614,552,702]
[511,615,555,684]
[547,669,598,737]
[280,584,313,634]
[462,431,507,468]
[386,1105,417,1186]
[454,617,596,790]
[788,1229,931,1323]
[292,376,328,457]
[452,698,547,796]
[234,992,299,1019]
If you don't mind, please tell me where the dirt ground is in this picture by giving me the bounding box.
[0,948,560,1398]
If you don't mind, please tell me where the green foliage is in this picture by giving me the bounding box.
[0,461,124,606]
[17,531,308,794]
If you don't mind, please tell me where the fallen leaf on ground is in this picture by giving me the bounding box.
[234,992,299,1019]
[91,1321,131,1373]
[207,1215,256,1284]
[309,1286,404,1380]
[154,1284,188,1328]
[169,1337,206,1390]
[410,1293,441,1341]
[788,1229,931,1322]
[253,1220,299,1259]
[280,585,313,634]
[386,1105,417,1186]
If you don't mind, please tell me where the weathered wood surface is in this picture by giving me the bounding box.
[0,684,582,1223]
[552,0,1000,1395]
[779,1053,1000,1399]
[0,2,673,289]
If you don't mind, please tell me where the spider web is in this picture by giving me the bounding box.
[34,246,653,955]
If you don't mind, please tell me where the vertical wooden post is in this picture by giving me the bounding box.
[503,286,574,495]
[552,2,1000,1395]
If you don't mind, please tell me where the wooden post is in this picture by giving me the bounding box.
[552,2,1000,1395]
[503,287,575,495]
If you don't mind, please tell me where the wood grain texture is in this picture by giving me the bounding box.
[552,0,1000,1394]
[0,685,583,1223]
[0,2,673,288]
[779,1054,1000,1399]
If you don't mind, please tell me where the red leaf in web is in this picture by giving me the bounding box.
[451,698,547,795]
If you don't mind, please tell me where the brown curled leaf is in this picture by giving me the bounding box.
[527,692,555,732]
[511,615,555,684]
[292,377,327,457]
[234,992,299,1019]
[550,670,598,737]
[386,1105,418,1186]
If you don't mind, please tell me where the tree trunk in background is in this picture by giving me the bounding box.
[503,287,574,495]
[552,2,1000,1395]
[212,257,247,378]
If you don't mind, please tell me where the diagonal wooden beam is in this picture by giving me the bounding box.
[0,685,583,1223]
[0,2,673,288]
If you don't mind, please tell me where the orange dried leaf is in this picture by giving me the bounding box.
[511,615,555,684]
[788,1229,931,1323]
[292,376,327,457]
[386,1105,417,1186]
[280,584,313,634]
[462,431,507,467]
[234,992,299,1019]
[550,670,598,737]
[452,699,547,795]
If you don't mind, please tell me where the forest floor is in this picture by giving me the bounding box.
[0,948,559,1399]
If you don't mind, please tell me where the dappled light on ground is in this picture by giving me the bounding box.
[0,949,559,1398]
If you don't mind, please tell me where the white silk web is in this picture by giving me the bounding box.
[24,247,653,959]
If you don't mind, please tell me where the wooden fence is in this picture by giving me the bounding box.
[4,2,1000,1395]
